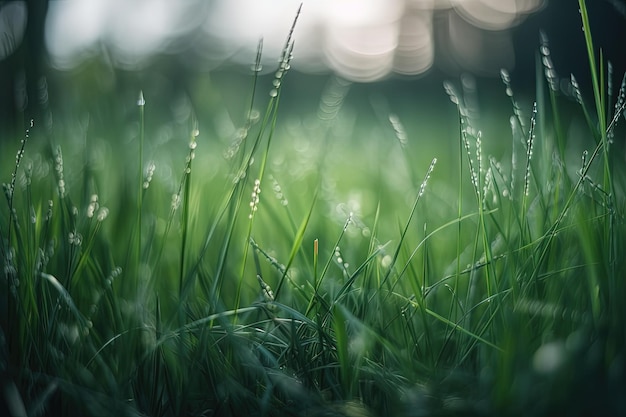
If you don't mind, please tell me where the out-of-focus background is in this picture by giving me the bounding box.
[0,0,624,143]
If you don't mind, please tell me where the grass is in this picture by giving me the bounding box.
[1,2,625,416]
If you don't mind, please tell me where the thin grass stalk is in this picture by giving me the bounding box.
[69,217,101,289]
[519,103,538,278]
[455,110,465,328]
[120,91,146,399]
[528,134,604,316]
[237,38,264,164]
[3,121,33,376]
[3,143,27,354]
[535,48,565,233]
[394,212,489,299]
[234,92,282,314]
[447,106,488,312]
[579,1,613,202]
[466,127,498,304]
[200,55,282,306]
[271,198,318,305]
[360,202,382,310]
[136,91,145,290]
[235,84,291,313]
[400,293,502,352]
[210,182,245,305]
[150,159,187,292]
[419,226,435,366]
[182,41,262,301]
[333,241,388,308]
[249,237,311,306]
[579,0,607,137]
[199,95,275,305]
[579,0,618,301]
[206,6,299,309]
[476,153,496,301]
[313,238,319,291]
[20,166,41,355]
[5,120,31,247]
[332,304,352,399]
[304,203,349,317]
[379,158,437,293]
[178,122,198,298]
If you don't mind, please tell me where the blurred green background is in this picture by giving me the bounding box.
[1,0,625,143]
[3,0,625,257]
[2,0,625,263]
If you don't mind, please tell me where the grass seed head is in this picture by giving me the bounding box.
[143,161,156,189]
[540,31,559,92]
[249,178,261,218]
[87,194,99,218]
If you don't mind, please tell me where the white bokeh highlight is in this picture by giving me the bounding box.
[44,0,545,81]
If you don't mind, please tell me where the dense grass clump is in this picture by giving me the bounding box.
[1,2,625,416]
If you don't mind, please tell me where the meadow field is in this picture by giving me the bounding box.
[1,2,625,416]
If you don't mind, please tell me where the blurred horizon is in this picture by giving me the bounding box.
[0,0,625,140]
